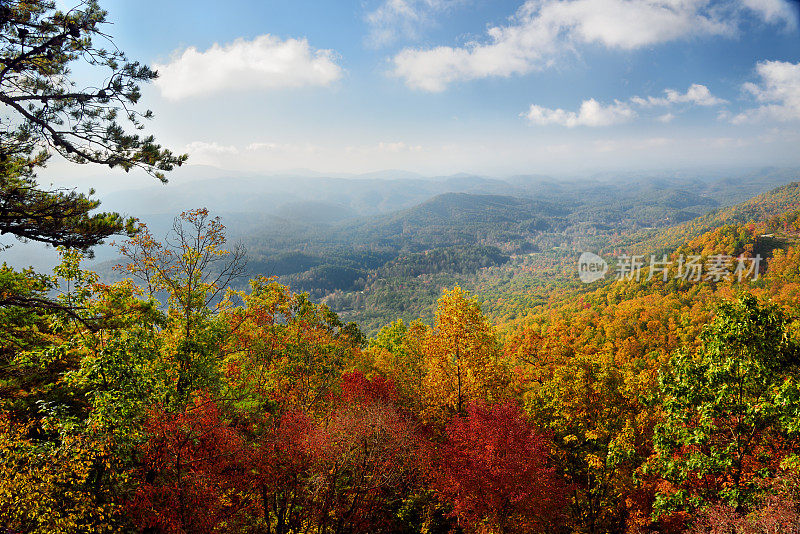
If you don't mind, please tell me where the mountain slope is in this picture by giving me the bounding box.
[626,181,800,255]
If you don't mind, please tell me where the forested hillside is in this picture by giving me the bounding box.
[478,180,800,324]
[320,178,800,333]
[7,181,800,533]
[79,169,800,334]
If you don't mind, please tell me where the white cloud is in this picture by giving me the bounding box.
[154,35,343,100]
[533,0,735,49]
[632,83,728,106]
[365,0,464,47]
[740,0,797,26]
[392,0,795,91]
[247,142,286,151]
[524,98,635,127]
[186,141,239,154]
[523,83,725,127]
[732,60,800,123]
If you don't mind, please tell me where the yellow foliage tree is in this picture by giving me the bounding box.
[220,277,363,416]
[422,287,506,422]
[0,415,125,533]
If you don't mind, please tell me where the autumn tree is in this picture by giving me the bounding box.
[435,401,568,534]
[118,209,246,403]
[304,372,424,534]
[652,295,800,517]
[520,349,663,533]
[688,466,800,533]
[359,318,427,413]
[0,248,171,532]
[186,373,425,534]
[0,413,129,533]
[422,287,506,422]
[248,410,315,534]
[127,396,252,533]
[220,276,362,417]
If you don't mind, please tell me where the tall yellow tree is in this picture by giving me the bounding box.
[422,287,506,422]
[117,209,246,404]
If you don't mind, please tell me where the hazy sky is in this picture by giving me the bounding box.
[46,0,800,180]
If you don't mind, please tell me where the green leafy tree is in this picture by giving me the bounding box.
[118,209,246,404]
[652,295,800,517]
[524,352,657,534]
[0,248,143,420]
[0,248,166,532]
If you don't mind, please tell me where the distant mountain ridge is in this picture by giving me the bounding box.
[98,167,800,222]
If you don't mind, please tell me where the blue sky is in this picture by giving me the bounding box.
[48,0,800,179]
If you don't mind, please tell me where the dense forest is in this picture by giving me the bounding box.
[7,182,800,533]
[5,1,800,534]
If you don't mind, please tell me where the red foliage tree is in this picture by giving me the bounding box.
[688,470,800,534]
[242,373,426,534]
[305,372,425,534]
[340,371,398,406]
[126,397,251,533]
[249,410,315,534]
[436,401,568,534]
